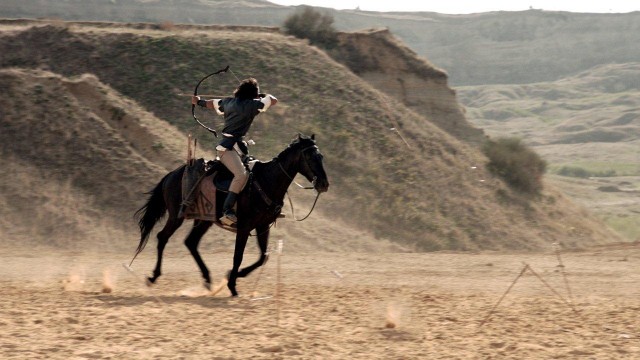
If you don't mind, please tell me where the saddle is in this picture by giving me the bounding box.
[179,157,267,232]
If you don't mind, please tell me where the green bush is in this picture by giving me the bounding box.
[282,6,338,48]
[555,166,616,178]
[482,137,547,194]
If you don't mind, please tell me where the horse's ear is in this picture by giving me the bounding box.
[297,133,302,140]
[311,134,315,141]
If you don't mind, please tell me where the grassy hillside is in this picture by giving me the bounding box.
[458,63,640,175]
[0,68,183,248]
[457,63,640,241]
[332,10,640,86]
[2,1,640,86]
[0,20,623,251]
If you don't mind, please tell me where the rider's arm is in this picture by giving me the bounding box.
[258,94,278,113]
[192,96,224,115]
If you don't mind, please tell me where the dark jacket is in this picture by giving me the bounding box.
[218,97,265,149]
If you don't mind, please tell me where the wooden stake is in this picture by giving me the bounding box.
[276,239,284,327]
[554,243,575,304]
[479,262,580,329]
[478,264,528,328]
[523,262,579,314]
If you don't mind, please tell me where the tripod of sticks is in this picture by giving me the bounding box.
[478,244,577,329]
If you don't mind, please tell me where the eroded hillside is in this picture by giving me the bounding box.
[3,2,640,86]
[331,28,484,144]
[0,20,623,251]
[0,68,183,248]
[457,63,640,241]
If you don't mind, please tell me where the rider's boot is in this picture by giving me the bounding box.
[220,191,238,226]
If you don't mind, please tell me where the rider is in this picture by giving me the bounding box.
[192,78,278,226]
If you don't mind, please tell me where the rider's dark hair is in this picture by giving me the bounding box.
[234,78,259,100]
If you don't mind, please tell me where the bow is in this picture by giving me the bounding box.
[191,65,230,137]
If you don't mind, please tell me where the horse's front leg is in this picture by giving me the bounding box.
[227,228,251,297]
[237,225,270,278]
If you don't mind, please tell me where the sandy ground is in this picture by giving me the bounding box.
[1,243,639,359]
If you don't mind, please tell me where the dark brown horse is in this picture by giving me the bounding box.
[133,134,329,296]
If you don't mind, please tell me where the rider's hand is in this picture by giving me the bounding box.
[192,95,200,105]
[268,94,278,107]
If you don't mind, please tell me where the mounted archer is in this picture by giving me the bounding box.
[192,78,278,226]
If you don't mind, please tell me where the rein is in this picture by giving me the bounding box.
[287,191,321,222]
[277,145,322,221]
[277,162,315,190]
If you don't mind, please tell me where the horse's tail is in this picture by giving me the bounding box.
[131,172,171,265]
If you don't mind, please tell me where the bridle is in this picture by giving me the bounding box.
[277,144,324,221]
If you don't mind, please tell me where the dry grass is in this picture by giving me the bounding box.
[0,20,623,252]
[459,63,640,241]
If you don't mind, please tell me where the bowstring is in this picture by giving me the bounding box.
[228,68,242,84]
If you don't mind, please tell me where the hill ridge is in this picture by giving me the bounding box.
[0,21,623,251]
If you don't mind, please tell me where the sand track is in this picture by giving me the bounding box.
[1,246,639,359]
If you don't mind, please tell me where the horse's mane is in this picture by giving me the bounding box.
[252,135,316,173]
[275,135,316,160]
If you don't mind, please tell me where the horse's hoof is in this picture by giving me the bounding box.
[203,281,212,291]
[227,284,238,297]
[146,278,154,287]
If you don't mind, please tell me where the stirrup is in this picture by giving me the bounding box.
[220,212,237,226]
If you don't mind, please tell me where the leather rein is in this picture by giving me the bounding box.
[277,145,322,222]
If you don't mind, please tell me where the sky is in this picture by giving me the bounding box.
[268,1,640,14]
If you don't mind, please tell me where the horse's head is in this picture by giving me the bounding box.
[285,134,329,193]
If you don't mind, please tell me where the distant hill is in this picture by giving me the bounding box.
[457,62,640,174]
[1,1,640,86]
[0,20,622,251]
[457,62,640,241]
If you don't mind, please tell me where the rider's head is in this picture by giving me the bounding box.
[234,78,259,100]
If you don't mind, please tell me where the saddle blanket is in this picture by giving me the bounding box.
[183,174,217,222]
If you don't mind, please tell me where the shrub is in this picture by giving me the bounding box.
[158,21,176,32]
[555,166,616,178]
[482,137,547,194]
[282,6,338,48]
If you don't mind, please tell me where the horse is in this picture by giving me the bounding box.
[133,134,329,296]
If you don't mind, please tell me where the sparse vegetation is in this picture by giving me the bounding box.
[0,20,622,251]
[282,6,337,48]
[554,166,616,178]
[482,137,547,194]
[110,107,126,121]
[158,20,175,32]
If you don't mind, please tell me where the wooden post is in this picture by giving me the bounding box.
[554,242,574,304]
[276,239,284,327]
[478,264,528,329]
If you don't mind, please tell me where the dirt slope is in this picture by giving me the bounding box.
[4,2,640,86]
[0,68,185,248]
[457,63,640,241]
[0,20,624,251]
[331,28,485,144]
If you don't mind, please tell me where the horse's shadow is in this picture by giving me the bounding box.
[91,292,243,310]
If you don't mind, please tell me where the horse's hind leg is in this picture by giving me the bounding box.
[237,226,270,278]
[148,217,183,285]
[184,220,213,288]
